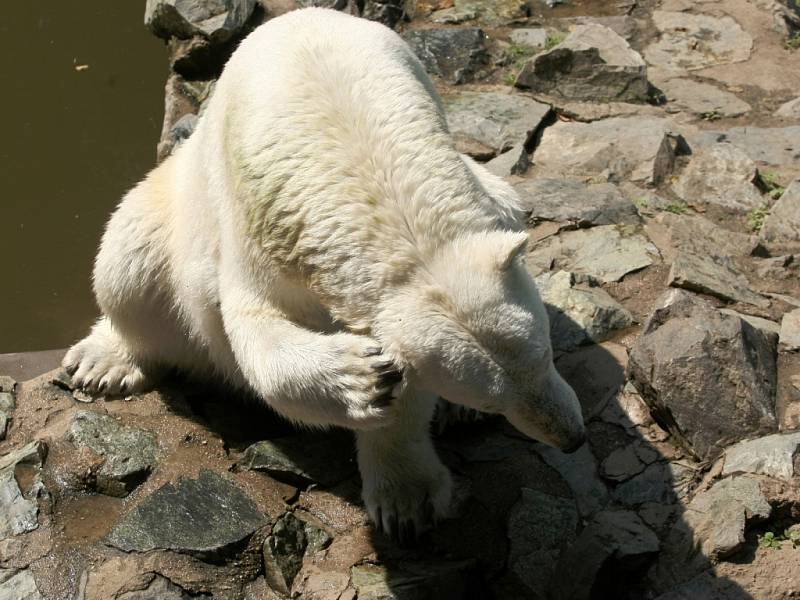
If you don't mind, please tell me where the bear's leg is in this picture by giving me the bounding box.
[221,291,403,430]
[356,389,453,540]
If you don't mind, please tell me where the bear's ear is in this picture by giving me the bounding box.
[498,232,529,271]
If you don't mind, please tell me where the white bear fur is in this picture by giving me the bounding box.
[63,8,585,535]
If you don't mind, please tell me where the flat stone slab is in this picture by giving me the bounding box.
[722,432,800,481]
[691,127,800,167]
[106,469,269,555]
[654,76,750,118]
[404,28,488,85]
[67,411,158,497]
[762,180,800,248]
[510,28,548,48]
[672,142,763,212]
[527,224,658,283]
[0,441,47,540]
[443,91,549,157]
[515,23,648,103]
[535,271,634,352]
[628,291,778,460]
[514,179,639,227]
[668,252,768,308]
[649,213,757,262]
[532,116,679,184]
[644,11,753,73]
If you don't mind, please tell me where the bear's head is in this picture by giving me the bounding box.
[378,231,585,453]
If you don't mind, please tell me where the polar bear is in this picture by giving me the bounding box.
[63,8,585,538]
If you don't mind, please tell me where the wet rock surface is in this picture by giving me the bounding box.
[5,0,800,598]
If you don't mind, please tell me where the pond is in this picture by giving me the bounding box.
[0,3,166,352]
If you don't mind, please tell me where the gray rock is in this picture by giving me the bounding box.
[644,11,753,73]
[534,444,609,516]
[430,0,528,26]
[672,143,763,212]
[535,271,634,352]
[0,569,43,600]
[0,377,14,393]
[508,488,579,594]
[262,513,308,595]
[443,91,550,157]
[612,461,690,506]
[430,4,477,24]
[722,431,800,481]
[515,179,639,227]
[692,127,800,167]
[106,469,269,555]
[780,308,800,351]
[144,0,256,43]
[668,252,768,308]
[527,225,658,283]
[719,310,781,337]
[0,391,13,441]
[515,24,649,103]
[653,77,751,118]
[0,441,47,540]
[761,180,800,247]
[775,97,800,119]
[350,560,478,600]
[117,575,193,600]
[650,213,757,262]
[532,117,682,184]
[600,445,645,482]
[684,476,771,559]
[159,113,199,160]
[558,16,636,41]
[361,0,405,28]
[484,145,530,177]
[403,28,488,85]
[67,411,158,497]
[551,510,659,600]
[628,292,778,460]
[510,28,548,49]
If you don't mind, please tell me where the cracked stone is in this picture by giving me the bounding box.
[144,0,256,43]
[668,252,768,308]
[600,445,645,482]
[762,180,800,249]
[0,441,47,541]
[653,76,751,118]
[722,431,800,481]
[403,28,488,84]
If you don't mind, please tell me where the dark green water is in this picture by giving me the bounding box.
[1,3,166,352]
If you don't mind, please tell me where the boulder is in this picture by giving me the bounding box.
[484,145,530,177]
[403,28,487,84]
[144,0,257,43]
[0,441,47,540]
[722,431,800,481]
[628,291,778,460]
[443,92,550,158]
[644,11,753,73]
[534,271,634,352]
[66,411,158,497]
[515,179,639,228]
[761,180,800,248]
[532,117,682,184]
[780,308,800,351]
[668,252,768,308]
[648,213,757,262]
[671,143,763,212]
[106,469,269,556]
[515,24,649,103]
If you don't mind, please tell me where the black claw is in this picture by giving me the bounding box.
[119,382,128,395]
[379,369,403,385]
[65,364,78,376]
[371,360,394,370]
[363,346,383,357]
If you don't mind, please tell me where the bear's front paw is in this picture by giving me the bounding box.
[361,460,453,543]
[329,335,404,429]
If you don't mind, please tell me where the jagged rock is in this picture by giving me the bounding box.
[0,377,14,393]
[628,291,778,460]
[527,225,658,283]
[722,431,800,481]
[67,411,158,497]
[350,560,479,599]
[443,91,549,158]
[159,113,199,159]
[672,143,763,212]
[761,180,800,248]
[240,432,356,487]
[600,445,645,482]
[158,74,216,162]
[552,510,659,600]
[532,117,682,184]
[719,310,781,337]
[0,569,43,600]
[780,308,800,350]
[653,77,751,118]
[534,444,609,516]
[612,461,689,506]
[361,0,405,28]
[691,127,800,167]
[430,0,528,26]
[515,24,649,103]
[484,145,530,177]
[644,11,753,72]
[0,441,47,540]
[534,271,634,352]
[648,213,757,262]
[0,389,13,441]
[144,0,256,43]
[508,488,579,594]
[668,252,768,308]
[403,28,488,84]
[515,179,639,228]
[775,97,800,119]
[263,513,309,594]
[106,469,269,555]
[510,28,548,48]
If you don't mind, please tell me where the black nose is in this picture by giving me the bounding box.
[562,432,586,454]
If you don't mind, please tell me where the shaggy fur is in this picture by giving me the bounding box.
[63,8,585,536]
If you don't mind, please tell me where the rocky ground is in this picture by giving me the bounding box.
[3,0,800,598]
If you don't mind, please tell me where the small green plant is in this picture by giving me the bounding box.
[700,110,721,121]
[633,197,649,210]
[544,31,567,50]
[757,170,786,200]
[503,72,517,86]
[503,42,537,86]
[760,531,782,549]
[747,204,770,233]
[786,33,800,50]
[759,528,800,550]
[664,201,689,215]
